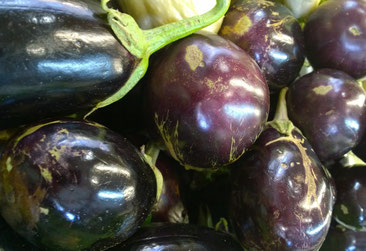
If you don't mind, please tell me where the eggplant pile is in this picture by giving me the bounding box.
[0,0,366,250]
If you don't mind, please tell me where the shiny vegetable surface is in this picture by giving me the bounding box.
[144,32,270,169]
[304,0,366,79]
[0,120,156,250]
[219,0,305,91]
[0,0,231,129]
[230,89,335,250]
[287,69,366,161]
[109,223,244,250]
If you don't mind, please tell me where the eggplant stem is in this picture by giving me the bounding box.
[273,87,289,121]
[340,151,366,168]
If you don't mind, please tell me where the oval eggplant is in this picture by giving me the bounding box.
[304,0,366,79]
[230,89,335,250]
[219,0,305,91]
[0,120,157,250]
[109,223,243,251]
[0,0,232,130]
[287,69,366,161]
[144,32,270,169]
[0,0,135,129]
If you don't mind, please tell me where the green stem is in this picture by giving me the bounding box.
[340,151,366,168]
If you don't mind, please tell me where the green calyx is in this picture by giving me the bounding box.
[340,151,366,168]
[87,0,231,116]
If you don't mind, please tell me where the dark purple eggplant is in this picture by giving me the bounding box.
[304,0,366,79]
[0,0,231,129]
[320,222,366,251]
[144,32,270,169]
[219,0,305,91]
[0,120,157,251]
[287,69,366,161]
[329,152,366,231]
[151,152,188,224]
[230,88,335,250]
[109,223,243,251]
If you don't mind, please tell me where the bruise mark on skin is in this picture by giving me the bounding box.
[313,85,333,95]
[220,15,252,36]
[185,45,203,71]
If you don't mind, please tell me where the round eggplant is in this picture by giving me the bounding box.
[144,32,270,169]
[0,120,157,250]
[329,152,366,231]
[304,0,366,79]
[109,223,243,250]
[287,69,366,161]
[219,0,305,91]
[230,88,335,250]
[0,0,231,129]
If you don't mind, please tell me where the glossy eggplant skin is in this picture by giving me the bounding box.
[0,0,136,129]
[287,69,366,161]
[110,223,243,251]
[0,120,156,251]
[144,32,269,169]
[329,163,366,231]
[304,0,366,79]
[219,0,305,91]
[230,125,335,250]
[320,223,366,251]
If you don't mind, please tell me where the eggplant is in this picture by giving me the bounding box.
[230,88,335,250]
[144,32,270,169]
[109,223,244,250]
[287,69,366,161]
[0,120,157,250]
[0,0,231,129]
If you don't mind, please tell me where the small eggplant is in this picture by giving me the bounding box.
[329,152,366,231]
[0,120,157,250]
[0,0,230,129]
[109,223,244,251]
[287,69,366,161]
[219,0,305,91]
[230,88,335,250]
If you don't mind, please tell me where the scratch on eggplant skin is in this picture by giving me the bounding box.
[220,15,252,36]
[349,26,361,36]
[185,45,203,71]
[313,85,333,95]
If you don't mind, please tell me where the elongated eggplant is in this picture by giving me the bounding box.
[230,88,335,250]
[109,223,244,250]
[0,120,157,250]
[0,0,231,129]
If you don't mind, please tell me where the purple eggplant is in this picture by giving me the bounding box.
[304,0,366,79]
[0,120,157,250]
[230,88,335,250]
[0,0,231,129]
[219,0,305,91]
[109,223,243,251]
[329,152,366,231]
[287,69,366,161]
[144,32,270,169]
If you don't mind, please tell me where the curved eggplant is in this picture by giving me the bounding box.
[0,0,231,129]
[0,120,157,250]
[109,223,243,250]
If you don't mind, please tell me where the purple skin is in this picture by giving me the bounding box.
[151,152,188,224]
[328,156,366,231]
[0,120,156,250]
[304,0,366,79]
[320,222,366,251]
[144,32,270,169]
[287,69,366,161]
[219,0,305,91]
[230,125,335,250]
